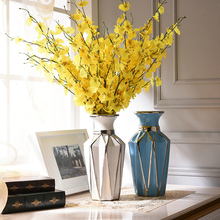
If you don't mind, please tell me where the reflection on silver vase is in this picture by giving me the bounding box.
[84,115,125,201]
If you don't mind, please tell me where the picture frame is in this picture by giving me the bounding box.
[36,129,89,195]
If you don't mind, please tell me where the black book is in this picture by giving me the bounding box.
[4,176,55,194]
[2,189,65,214]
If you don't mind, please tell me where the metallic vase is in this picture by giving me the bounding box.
[129,111,170,196]
[84,115,125,201]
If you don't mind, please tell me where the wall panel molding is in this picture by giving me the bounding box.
[154,98,220,109]
[167,131,220,185]
[153,0,220,108]
[164,131,220,144]
[168,167,220,178]
[174,78,220,85]
[172,0,220,85]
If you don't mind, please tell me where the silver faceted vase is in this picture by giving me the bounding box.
[83,115,125,201]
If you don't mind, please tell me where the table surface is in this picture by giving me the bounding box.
[0,184,220,220]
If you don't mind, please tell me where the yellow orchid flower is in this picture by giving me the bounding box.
[144,83,150,93]
[155,40,165,49]
[44,71,54,83]
[26,16,33,26]
[86,24,99,36]
[85,99,95,108]
[99,90,114,102]
[124,20,132,32]
[78,0,88,7]
[151,77,154,87]
[133,46,143,58]
[71,9,83,21]
[26,44,33,51]
[73,94,87,106]
[117,14,125,24]
[164,29,173,45]
[119,2,131,12]
[36,60,45,72]
[127,30,137,40]
[65,27,75,34]
[14,37,23,44]
[158,3,164,14]
[77,22,88,33]
[150,63,158,73]
[173,24,181,35]
[80,69,87,78]
[50,25,63,35]
[114,25,125,35]
[155,76,162,86]
[35,21,46,39]
[153,12,159,22]
[15,0,185,115]
[55,38,64,45]
[82,53,94,65]
[162,50,167,58]
[90,77,100,93]
[82,16,92,26]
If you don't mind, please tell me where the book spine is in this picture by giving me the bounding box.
[6,179,55,194]
[2,190,65,214]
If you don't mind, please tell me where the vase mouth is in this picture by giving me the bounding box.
[135,111,164,114]
[90,114,119,117]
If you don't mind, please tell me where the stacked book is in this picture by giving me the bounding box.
[1,176,65,214]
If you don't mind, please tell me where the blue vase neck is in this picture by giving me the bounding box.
[135,111,164,127]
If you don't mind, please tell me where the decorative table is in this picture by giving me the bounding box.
[1,184,219,219]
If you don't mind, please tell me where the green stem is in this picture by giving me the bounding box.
[54,75,75,95]
[162,16,186,41]
[114,76,124,96]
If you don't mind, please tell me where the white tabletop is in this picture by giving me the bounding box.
[0,184,220,220]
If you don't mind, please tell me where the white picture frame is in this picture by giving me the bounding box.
[36,129,89,195]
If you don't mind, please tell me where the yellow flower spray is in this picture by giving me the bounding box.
[9,0,185,115]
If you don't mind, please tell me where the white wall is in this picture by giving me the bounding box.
[80,0,220,187]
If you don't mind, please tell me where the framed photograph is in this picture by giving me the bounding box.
[36,129,89,195]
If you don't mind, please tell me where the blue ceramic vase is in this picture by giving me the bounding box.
[129,111,170,196]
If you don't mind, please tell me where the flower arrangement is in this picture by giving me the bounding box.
[11,0,185,115]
